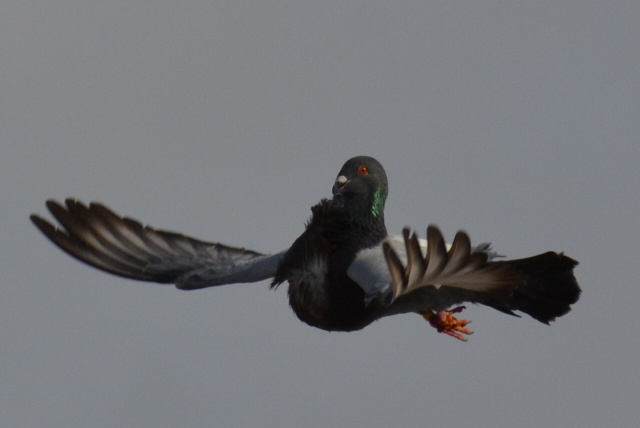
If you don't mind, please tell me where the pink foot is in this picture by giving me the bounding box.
[423,306,473,342]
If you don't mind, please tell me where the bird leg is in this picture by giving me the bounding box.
[422,306,473,342]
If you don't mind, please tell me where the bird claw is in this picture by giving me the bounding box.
[423,306,473,342]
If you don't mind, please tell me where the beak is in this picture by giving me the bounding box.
[332,175,348,195]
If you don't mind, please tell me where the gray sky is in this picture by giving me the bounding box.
[2,2,639,427]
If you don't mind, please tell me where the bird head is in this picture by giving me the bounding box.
[332,156,388,222]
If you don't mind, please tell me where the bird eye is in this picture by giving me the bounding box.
[358,165,369,175]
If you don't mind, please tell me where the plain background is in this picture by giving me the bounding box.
[2,2,639,427]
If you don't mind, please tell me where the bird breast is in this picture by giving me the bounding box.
[285,255,331,326]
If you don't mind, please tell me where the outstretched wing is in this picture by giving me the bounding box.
[348,226,508,307]
[382,226,518,301]
[349,225,579,323]
[31,199,284,290]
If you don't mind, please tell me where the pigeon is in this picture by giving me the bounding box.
[30,156,581,341]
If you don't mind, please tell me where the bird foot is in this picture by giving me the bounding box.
[423,306,473,342]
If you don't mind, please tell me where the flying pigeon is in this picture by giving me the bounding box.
[30,156,580,341]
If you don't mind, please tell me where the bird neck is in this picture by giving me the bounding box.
[309,198,387,247]
[346,193,388,247]
[370,187,386,219]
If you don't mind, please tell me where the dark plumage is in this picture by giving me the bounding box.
[31,155,581,340]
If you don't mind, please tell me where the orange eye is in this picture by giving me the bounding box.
[358,165,369,175]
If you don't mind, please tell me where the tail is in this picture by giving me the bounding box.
[489,252,580,323]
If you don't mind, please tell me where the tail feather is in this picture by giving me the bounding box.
[494,252,580,323]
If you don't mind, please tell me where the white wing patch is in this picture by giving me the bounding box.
[347,235,435,305]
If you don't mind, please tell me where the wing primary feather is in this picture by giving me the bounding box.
[439,231,472,277]
[32,210,153,280]
[423,225,447,281]
[63,200,155,271]
[51,200,152,277]
[406,228,426,291]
